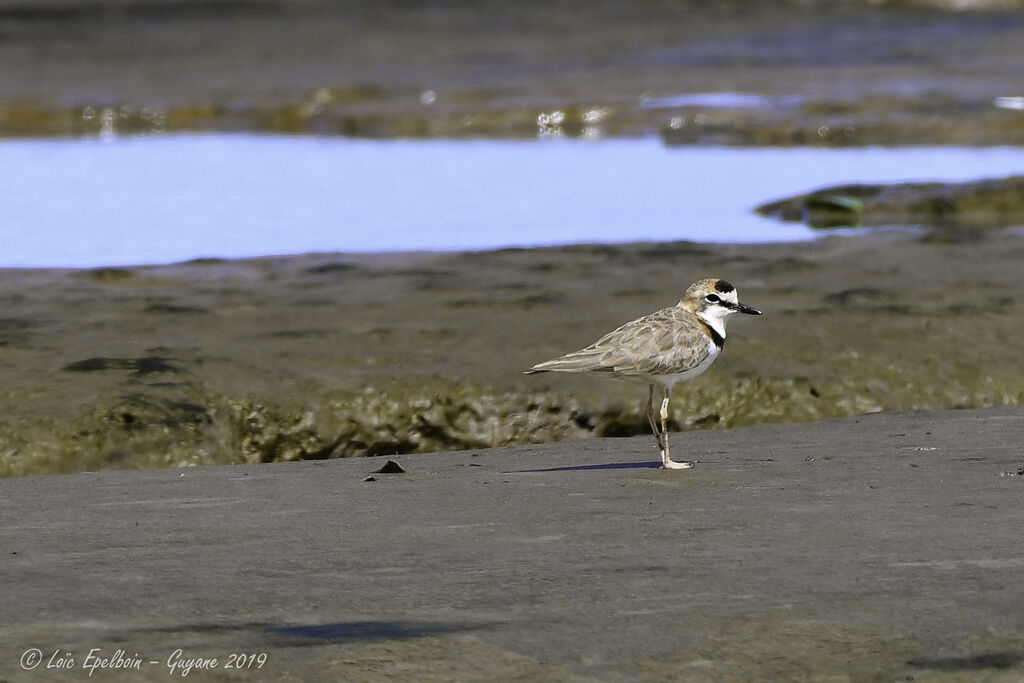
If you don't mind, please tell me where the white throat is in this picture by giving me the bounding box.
[696,308,728,340]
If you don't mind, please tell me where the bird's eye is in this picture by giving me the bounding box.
[705,294,720,303]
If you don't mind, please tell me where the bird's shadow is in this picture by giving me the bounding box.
[507,461,665,473]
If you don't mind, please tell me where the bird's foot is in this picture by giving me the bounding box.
[660,452,694,470]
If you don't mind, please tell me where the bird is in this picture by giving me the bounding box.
[525,278,761,469]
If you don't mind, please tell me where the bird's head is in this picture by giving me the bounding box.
[681,278,761,328]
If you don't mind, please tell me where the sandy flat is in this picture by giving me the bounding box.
[3,405,1023,681]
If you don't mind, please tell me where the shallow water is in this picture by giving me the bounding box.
[5,135,1024,268]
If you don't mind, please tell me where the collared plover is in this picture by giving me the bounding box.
[526,278,761,469]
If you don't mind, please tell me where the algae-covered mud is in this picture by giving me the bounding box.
[3,0,1024,144]
[2,232,1023,477]
[758,175,1024,231]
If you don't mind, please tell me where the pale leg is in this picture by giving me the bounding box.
[660,387,693,470]
[645,384,666,454]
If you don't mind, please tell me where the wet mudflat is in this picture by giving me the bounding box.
[3,0,1024,144]
[2,229,1024,476]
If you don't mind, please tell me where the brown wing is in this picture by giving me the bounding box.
[526,306,712,376]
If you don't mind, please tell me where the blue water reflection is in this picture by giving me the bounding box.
[4,135,1024,268]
